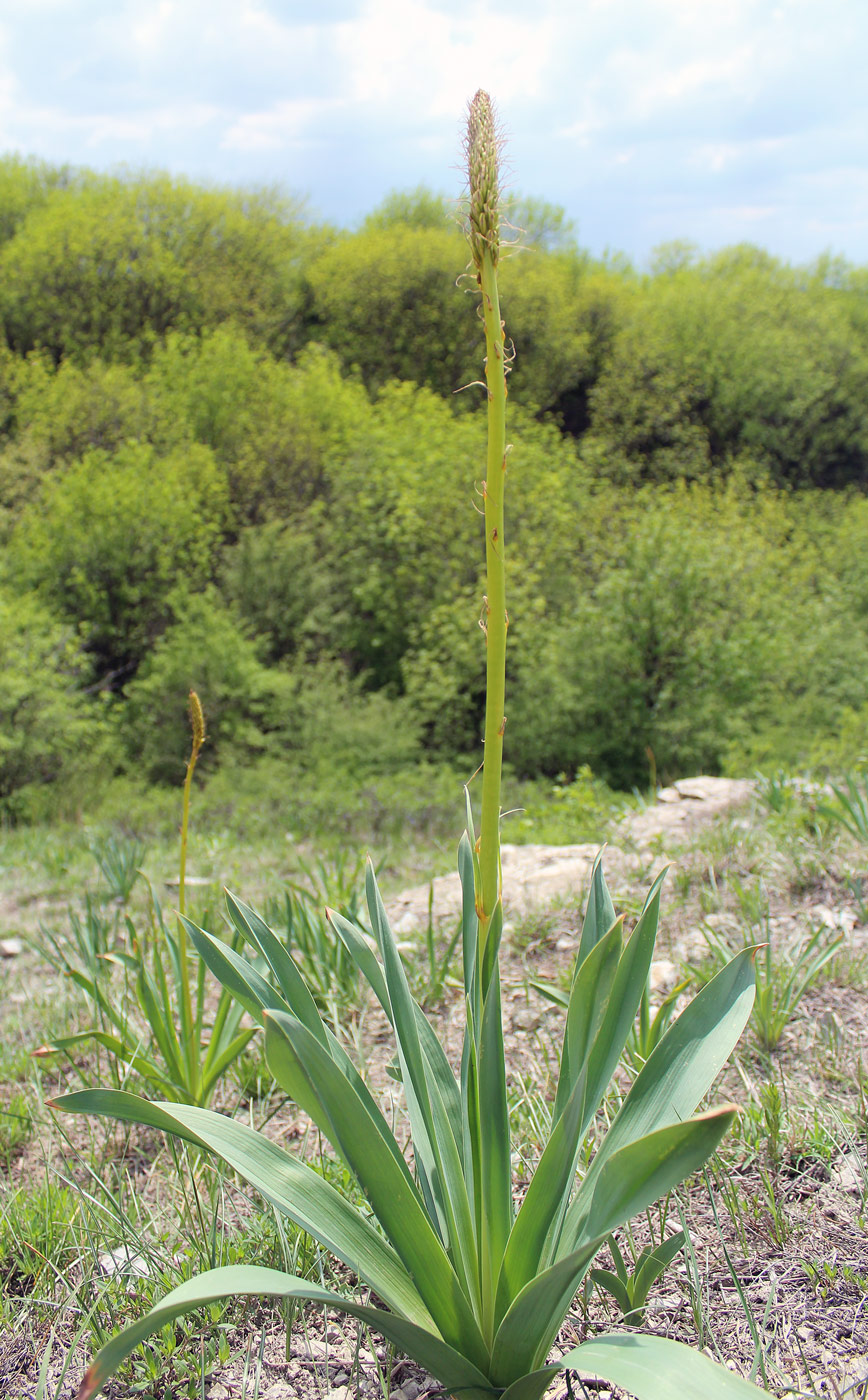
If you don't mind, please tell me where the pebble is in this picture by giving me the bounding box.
[97,1245,149,1281]
[832,1152,865,1194]
[0,937,23,957]
[261,1383,296,1400]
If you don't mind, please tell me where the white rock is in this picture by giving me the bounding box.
[97,1246,149,1283]
[0,938,23,957]
[649,959,679,994]
[833,1152,865,1194]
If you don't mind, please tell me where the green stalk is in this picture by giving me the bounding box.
[466,90,508,950]
[177,691,205,1050]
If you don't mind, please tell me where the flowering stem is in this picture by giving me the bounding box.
[465,90,508,945]
[178,691,205,1044]
[478,250,507,937]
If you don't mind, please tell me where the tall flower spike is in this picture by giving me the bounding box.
[466,90,501,273]
[189,689,206,760]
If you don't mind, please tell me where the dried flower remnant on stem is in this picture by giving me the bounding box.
[465,90,508,939]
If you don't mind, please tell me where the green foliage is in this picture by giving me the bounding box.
[55,857,760,1400]
[362,185,453,232]
[13,352,149,468]
[0,154,74,244]
[146,334,369,523]
[586,249,868,488]
[11,442,228,677]
[122,592,278,784]
[590,1227,687,1325]
[221,514,338,664]
[0,172,313,363]
[306,225,478,396]
[1,167,868,807]
[0,587,108,819]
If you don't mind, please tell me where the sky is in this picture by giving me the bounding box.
[0,0,866,266]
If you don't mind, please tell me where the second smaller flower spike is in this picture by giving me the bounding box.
[465,90,502,273]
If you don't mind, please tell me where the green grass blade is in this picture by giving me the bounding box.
[200,1025,257,1099]
[36,1031,180,1098]
[186,920,290,1023]
[328,906,390,1009]
[75,1266,496,1400]
[330,904,464,1153]
[48,1090,433,1327]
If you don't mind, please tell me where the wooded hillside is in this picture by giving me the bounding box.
[3,158,867,819]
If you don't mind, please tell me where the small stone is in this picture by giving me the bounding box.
[97,1245,149,1279]
[208,1385,231,1400]
[649,959,678,994]
[327,1388,352,1400]
[261,1383,296,1400]
[832,1152,865,1194]
[0,938,23,957]
[555,937,574,952]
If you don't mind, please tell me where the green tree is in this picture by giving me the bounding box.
[586,248,868,487]
[305,226,477,396]
[0,172,313,363]
[0,587,106,818]
[146,334,370,522]
[11,442,228,679]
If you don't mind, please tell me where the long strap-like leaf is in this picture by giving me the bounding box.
[498,1333,765,1400]
[575,851,617,970]
[48,1091,432,1326]
[74,1266,497,1400]
[490,1109,735,1383]
[365,863,480,1310]
[557,948,755,1258]
[264,1010,489,1369]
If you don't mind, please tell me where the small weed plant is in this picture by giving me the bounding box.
[695,879,842,1052]
[53,96,763,1399]
[38,694,255,1105]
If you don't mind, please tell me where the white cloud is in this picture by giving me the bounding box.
[334,0,557,119]
[222,98,338,152]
